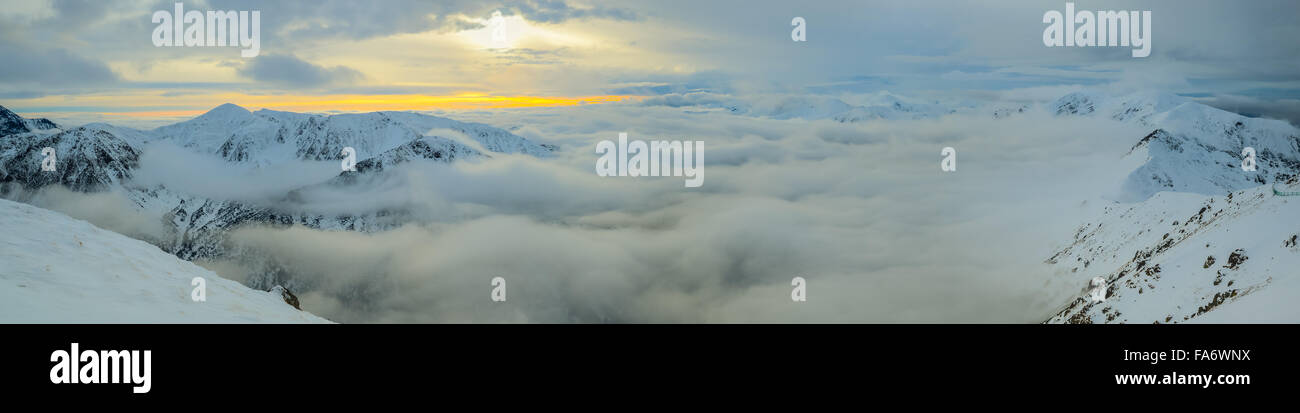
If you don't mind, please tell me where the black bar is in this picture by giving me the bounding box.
[1,324,1291,402]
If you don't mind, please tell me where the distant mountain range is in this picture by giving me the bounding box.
[641,90,957,122]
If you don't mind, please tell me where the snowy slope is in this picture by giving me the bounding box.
[1046,179,1300,324]
[0,198,329,323]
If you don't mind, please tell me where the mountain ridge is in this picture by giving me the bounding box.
[0,105,59,136]
[1,103,557,277]
[152,103,554,166]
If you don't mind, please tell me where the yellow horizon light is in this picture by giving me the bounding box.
[257,93,638,112]
[17,93,642,119]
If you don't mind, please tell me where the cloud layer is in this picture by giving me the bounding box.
[43,101,1151,323]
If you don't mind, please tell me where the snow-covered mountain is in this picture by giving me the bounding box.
[1043,91,1300,323]
[0,124,142,191]
[0,103,561,317]
[0,105,58,136]
[152,104,552,166]
[1049,92,1300,201]
[344,135,480,175]
[0,198,328,323]
[1050,91,1192,123]
[1119,104,1299,201]
[1,103,556,263]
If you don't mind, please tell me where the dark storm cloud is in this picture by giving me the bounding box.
[235,54,363,88]
[0,39,119,89]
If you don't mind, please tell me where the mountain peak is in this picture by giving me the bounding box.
[204,103,252,117]
[179,103,255,127]
[1,104,38,135]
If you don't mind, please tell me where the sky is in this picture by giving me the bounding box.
[1,0,1299,127]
